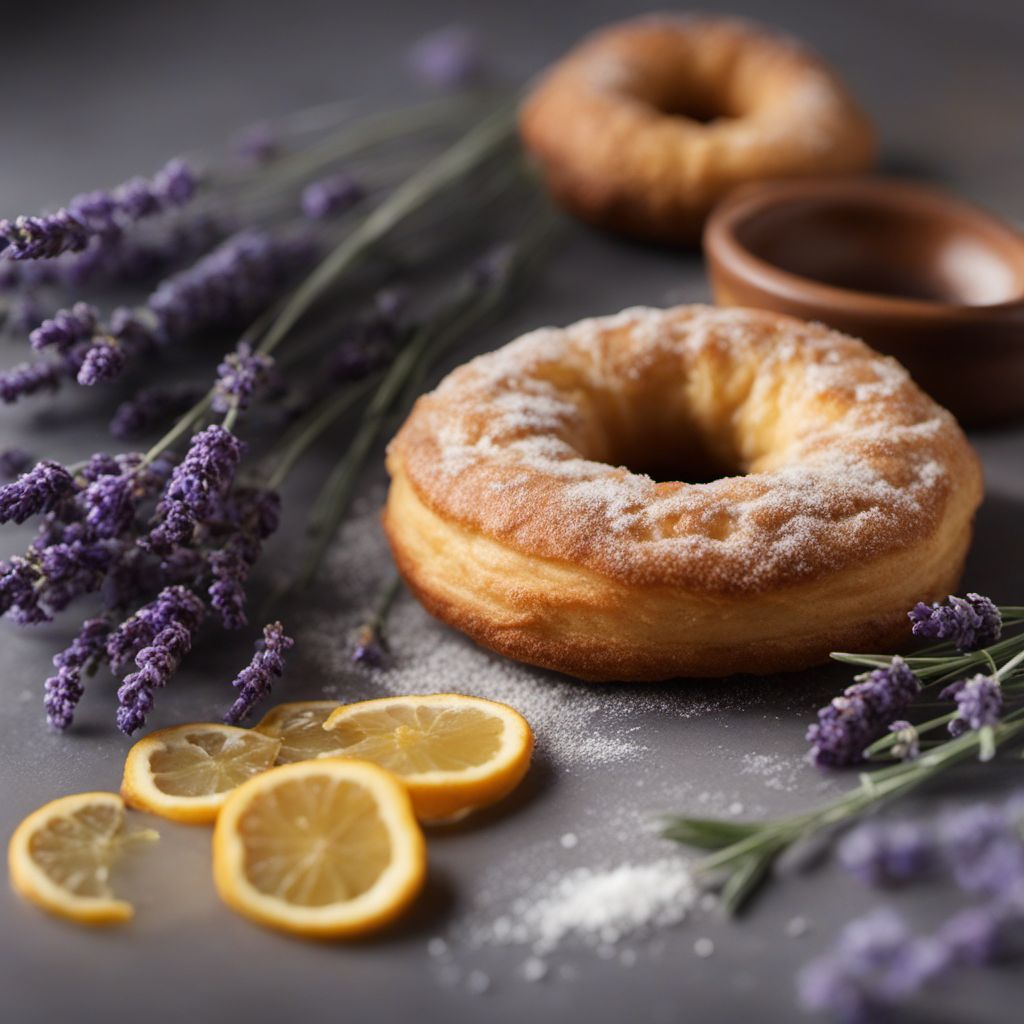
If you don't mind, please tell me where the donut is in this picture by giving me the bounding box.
[383,306,981,681]
[519,15,876,243]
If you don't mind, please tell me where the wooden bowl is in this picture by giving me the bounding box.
[704,177,1024,426]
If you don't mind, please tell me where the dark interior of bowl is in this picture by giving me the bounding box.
[733,194,1024,306]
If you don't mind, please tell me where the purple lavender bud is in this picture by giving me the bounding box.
[838,821,935,886]
[941,674,1003,736]
[109,384,204,440]
[67,190,119,229]
[211,342,276,413]
[147,230,312,344]
[208,547,249,630]
[116,177,162,220]
[882,937,951,996]
[409,26,484,90]
[81,472,137,539]
[796,955,870,1023]
[807,657,921,768]
[29,302,99,353]
[351,623,386,667]
[145,425,245,553]
[939,905,1006,966]
[43,617,111,730]
[109,306,156,348]
[301,173,364,220]
[0,557,48,623]
[909,593,1002,651]
[116,620,194,734]
[0,359,66,403]
[151,159,198,206]
[233,123,279,165]
[106,584,205,674]
[836,907,911,975]
[76,340,127,386]
[0,460,75,524]
[0,448,32,479]
[0,209,90,260]
[223,621,293,724]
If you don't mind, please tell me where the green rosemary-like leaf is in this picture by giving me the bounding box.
[665,708,1024,915]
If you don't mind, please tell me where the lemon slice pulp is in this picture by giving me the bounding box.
[253,701,344,763]
[213,758,425,938]
[322,693,534,821]
[121,723,281,824]
[8,791,157,925]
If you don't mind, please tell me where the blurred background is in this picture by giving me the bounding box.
[3,0,1022,219]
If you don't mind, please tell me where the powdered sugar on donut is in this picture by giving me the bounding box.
[389,305,977,594]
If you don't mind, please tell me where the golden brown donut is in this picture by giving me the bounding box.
[384,306,981,682]
[519,14,876,242]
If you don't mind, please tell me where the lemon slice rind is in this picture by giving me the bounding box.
[212,758,426,939]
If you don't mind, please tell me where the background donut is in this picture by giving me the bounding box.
[519,14,876,242]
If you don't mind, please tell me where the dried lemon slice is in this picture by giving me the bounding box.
[121,723,281,824]
[253,701,344,764]
[8,791,157,925]
[322,693,534,822]
[213,758,426,938]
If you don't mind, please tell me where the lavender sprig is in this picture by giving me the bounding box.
[43,618,112,730]
[116,620,194,734]
[223,621,293,724]
[0,461,75,524]
[0,160,198,261]
[909,593,1002,651]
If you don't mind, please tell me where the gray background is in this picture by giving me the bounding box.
[1,1,1022,1022]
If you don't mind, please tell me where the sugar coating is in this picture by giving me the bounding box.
[391,305,969,594]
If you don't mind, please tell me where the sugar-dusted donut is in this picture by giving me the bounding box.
[384,306,981,681]
[519,14,875,242]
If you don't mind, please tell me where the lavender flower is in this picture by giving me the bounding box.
[76,339,127,386]
[0,210,89,260]
[807,657,922,767]
[81,472,138,539]
[0,461,74,524]
[145,425,245,553]
[106,584,206,674]
[352,623,386,667]
[43,618,111,730]
[233,123,279,164]
[909,593,1002,651]
[206,488,280,630]
[409,26,484,89]
[838,821,935,886]
[212,342,275,413]
[2,160,198,262]
[29,302,98,353]
[301,173,364,220]
[0,448,32,479]
[0,359,66,403]
[146,230,313,345]
[116,620,193,734]
[0,558,47,624]
[941,674,1003,736]
[223,621,293,724]
[939,905,1006,966]
[109,385,204,440]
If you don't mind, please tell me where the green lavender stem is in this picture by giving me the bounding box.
[254,106,516,360]
[664,708,1024,914]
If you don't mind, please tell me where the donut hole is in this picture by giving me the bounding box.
[580,387,750,485]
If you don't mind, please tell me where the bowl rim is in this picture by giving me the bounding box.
[704,176,1024,321]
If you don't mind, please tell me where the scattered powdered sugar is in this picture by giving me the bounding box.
[740,751,804,792]
[301,486,743,770]
[474,858,697,956]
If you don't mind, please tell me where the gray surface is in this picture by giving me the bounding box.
[1,1,1023,1022]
